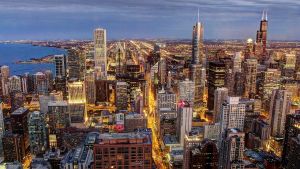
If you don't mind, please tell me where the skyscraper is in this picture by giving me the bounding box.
[33,72,49,95]
[1,65,10,96]
[47,101,69,133]
[68,81,86,126]
[213,87,228,123]
[178,79,195,105]
[243,58,258,98]
[28,111,47,155]
[0,101,4,156]
[255,10,268,57]
[177,101,193,145]
[54,55,67,78]
[269,89,291,137]
[116,81,129,111]
[192,11,204,65]
[8,75,22,93]
[208,61,226,110]
[67,48,86,80]
[94,28,107,80]
[85,70,96,104]
[2,132,25,162]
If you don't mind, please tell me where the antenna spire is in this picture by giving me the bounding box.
[265,10,268,21]
[262,10,265,21]
[197,8,200,23]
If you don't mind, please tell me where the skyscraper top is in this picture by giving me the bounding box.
[262,10,268,21]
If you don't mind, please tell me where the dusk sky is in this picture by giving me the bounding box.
[0,0,299,41]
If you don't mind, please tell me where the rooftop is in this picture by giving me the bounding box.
[11,107,28,115]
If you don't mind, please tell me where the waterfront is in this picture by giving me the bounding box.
[0,43,66,75]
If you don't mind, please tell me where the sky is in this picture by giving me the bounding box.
[0,0,299,41]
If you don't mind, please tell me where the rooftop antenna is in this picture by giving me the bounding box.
[197,8,200,23]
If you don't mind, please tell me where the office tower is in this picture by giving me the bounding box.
[157,87,177,111]
[44,70,53,91]
[85,70,96,104]
[282,113,300,168]
[47,101,69,133]
[2,132,25,162]
[255,10,268,57]
[177,101,193,145]
[10,107,30,154]
[93,132,152,169]
[233,52,242,73]
[67,48,85,80]
[178,79,195,105]
[95,80,115,103]
[183,131,203,169]
[10,91,25,112]
[192,12,204,65]
[219,129,245,169]
[0,101,4,156]
[116,81,129,111]
[20,75,28,94]
[28,111,47,155]
[213,87,228,123]
[8,75,22,93]
[243,58,258,98]
[25,73,35,93]
[1,65,10,96]
[158,57,167,85]
[269,89,291,137]
[115,42,125,75]
[189,140,218,169]
[68,81,86,125]
[167,71,172,89]
[204,123,220,140]
[208,61,226,110]
[233,72,244,96]
[124,113,147,132]
[54,55,67,78]
[33,72,49,95]
[220,97,245,135]
[245,39,254,58]
[94,28,107,80]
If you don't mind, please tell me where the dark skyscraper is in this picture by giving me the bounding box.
[255,10,268,57]
[207,61,226,110]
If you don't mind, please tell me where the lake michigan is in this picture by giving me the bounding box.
[0,43,66,75]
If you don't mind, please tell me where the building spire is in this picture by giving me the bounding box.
[261,10,265,21]
[265,10,268,21]
[261,10,268,21]
[197,8,200,23]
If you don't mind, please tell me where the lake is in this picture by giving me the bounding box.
[0,43,66,75]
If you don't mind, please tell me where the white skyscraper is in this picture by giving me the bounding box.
[220,97,246,135]
[94,28,107,80]
[214,87,229,123]
[269,89,291,137]
[178,79,195,105]
[1,65,10,96]
[0,101,4,156]
[8,75,22,93]
[177,102,193,146]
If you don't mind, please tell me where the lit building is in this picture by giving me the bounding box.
[1,65,10,96]
[0,101,4,156]
[254,10,268,57]
[124,113,147,132]
[33,72,49,95]
[54,55,67,78]
[204,123,220,141]
[219,129,245,169]
[68,81,86,125]
[213,87,228,123]
[10,91,25,112]
[115,42,125,75]
[220,97,245,137]
[10,107,30,153]
[47,101,69,133]
[28,111,47,155]
[243,58,258,98]
[178,79,195,106]
[93,131,152,169]
[8,75,22,93]
[177,101,193,145]
[2,132,25,162]
[116,81,129,111]
[189,139,219,169]
[269,89,291,137]
[282,113,300,167]
[157,87,177,111]
[61,146,93,169]
[67,48,86,80]
[85,70,96,104]
[94,28,107,80]
[158,57,167,85]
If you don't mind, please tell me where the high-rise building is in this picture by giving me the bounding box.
[178,79,195,105]
[219,129,245,169]
[115,42,125,75]
[177,101,193,145]
[208,61,226,110]
[33,72,49,95]
[94,28,107,80]
[67,48,85,80]
[8,75,22,93]
[213,87,228,123]
[269,89,291,137]
[2,132,25,162]
[255,10,268,57]
[10,107,30,154]
[68,81,86,126]
[220,97,245,136]
[1,65,10,96]
[54,55,67,78]
[0,101,4,156]
[192,13,204,65]
[47,101,69,133]
[282,113,300,167]
[85,70,96,104]
[10,91,25,112]
[124,113,147,132]
[28,111,47,155]
[243,58,258,98]
[189,139,219,169]
[158,57,167,85]
[116,81,129,111]
[157,87,177,111]
[93,131,152,169]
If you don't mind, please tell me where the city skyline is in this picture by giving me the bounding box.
[0,0,300,40]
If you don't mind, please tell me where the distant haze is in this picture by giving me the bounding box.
[0,0,299,40]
